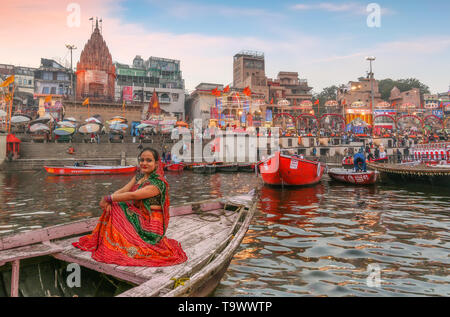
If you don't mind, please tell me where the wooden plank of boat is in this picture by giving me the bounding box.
[0,192,256,297]
[216,164,239,173]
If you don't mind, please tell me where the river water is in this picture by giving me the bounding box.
[0,170,448,296]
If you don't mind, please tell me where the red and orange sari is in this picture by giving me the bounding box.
[73,164,187,267]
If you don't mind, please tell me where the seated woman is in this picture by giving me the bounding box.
[73,147,187,267]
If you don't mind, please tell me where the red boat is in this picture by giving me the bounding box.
[44,165,137,176]
[258,151,324,186]
[328,168,378,185]
[164,162,184,172]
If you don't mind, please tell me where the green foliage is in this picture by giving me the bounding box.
[378,78,430,101]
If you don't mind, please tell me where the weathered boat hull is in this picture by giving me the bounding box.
[216,164,239,173]
[328,168,378,185]
[368,162,450,187]
[0,193,257,297]
[238,163,256,173]
[44,165,137,176]
[192,165,216,174]
[259,152,324,186]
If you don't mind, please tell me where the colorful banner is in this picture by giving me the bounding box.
[123,86,133,101]
[432,110,443,118]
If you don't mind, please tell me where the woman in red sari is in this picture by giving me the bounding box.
[73,147,187,267]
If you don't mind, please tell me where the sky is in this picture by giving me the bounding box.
[1,0,449,95]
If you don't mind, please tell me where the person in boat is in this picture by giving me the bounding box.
[353,150,367,172]
[73,147,187,267]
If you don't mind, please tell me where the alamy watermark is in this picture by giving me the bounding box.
[66,263,81,288]
[67,3,81,28]
[367,3,381,28]
[170,119,280,166]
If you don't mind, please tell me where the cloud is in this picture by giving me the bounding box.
[291,2,395,15]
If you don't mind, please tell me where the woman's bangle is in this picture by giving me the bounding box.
[104,195,113,204]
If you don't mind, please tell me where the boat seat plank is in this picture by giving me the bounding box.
[0,242,64,265]
[118,227,232,297]
[124,211,238,277]
[49,210,238,285]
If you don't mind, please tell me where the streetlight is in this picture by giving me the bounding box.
[366,56,376,130]
[66,44,77,110]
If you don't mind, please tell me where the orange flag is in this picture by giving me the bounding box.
[0,75,14,87]
[243,86,251,97]
[44,95,52,103]
[314,99,320,105]
[223,85,230,93]
[82,98,90,106]
[270,97,273,104]
[211,87,217,96]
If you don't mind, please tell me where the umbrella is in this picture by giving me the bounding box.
[29,123,50,133]
[78,123,101,134]
[53,127,75,136]
[85,117,102,124]
[110,123,128,131]
[30,117,52,125]
[57,121,76,128]
[136,123,151,129]
[64,117,77,122]
[10,115,31,124]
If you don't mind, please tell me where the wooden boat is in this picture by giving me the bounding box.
[192,164,216,174]
[44,165,137,176]
[164,162,184,172]
[0,192,256,297]
[367,162,450,186]
[328,168,378,185]
[215,163,239,173]
[258,151,324,186]
[238,163,256,173]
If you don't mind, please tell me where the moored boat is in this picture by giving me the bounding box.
[0,192,256,297]
[215,163,239,173]
[164,162,184,172]
[192,164,216,174]
[258,151,324,186]
[328,168,378,185]
[44,165,137,176]
[238,163,256,173]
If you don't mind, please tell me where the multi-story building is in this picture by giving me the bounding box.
[186,83,224,127]
[34,58,71,97]
[233,51,268,100]
[0,64,36,108]
[337,76,382,126]
[115,55,185,120]
[267,72,313,112]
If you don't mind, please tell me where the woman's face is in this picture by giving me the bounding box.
[139,151,157,175]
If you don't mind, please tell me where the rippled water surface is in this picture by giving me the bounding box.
[0,170,449,296]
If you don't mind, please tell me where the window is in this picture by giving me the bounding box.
[50,87,56,94]
[43,72,53,80]
[172,93,179,102]
[57,73,67,81]
[42,87,50,94]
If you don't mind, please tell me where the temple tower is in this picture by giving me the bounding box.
[76,18,116,101]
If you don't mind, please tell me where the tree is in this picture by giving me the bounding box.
[378,78,430,101]
[312,85,339,116]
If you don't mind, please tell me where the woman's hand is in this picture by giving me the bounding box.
[99,197,111,211]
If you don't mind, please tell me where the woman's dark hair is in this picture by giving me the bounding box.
[138,147,160,162]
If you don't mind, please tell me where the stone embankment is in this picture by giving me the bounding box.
[1,134,406,171]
